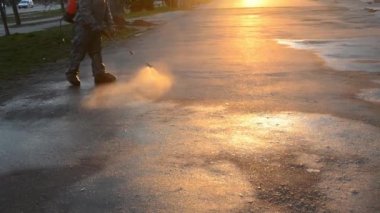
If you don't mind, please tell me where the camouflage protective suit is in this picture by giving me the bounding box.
[66,0,114,77]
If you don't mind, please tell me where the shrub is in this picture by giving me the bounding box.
[129,0,154,12]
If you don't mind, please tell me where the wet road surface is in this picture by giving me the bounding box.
[1,0,380,212]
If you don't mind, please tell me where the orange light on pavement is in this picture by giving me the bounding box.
[82,66,173,108]
[233,0,321,8]
[245,0,262,7]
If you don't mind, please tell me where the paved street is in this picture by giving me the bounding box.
[1,0,380,212]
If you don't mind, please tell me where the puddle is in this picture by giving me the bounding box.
[357,88,380,104]
[209,0,321,9]
[141,105,380,158]
[2,99,380,211]
[276,38,380,72]
[117,104,380,212]
[127,159,252,212]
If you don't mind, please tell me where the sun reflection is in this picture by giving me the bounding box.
[186,106,296,149]
[245,0,262,7]
[227,114,294,147]
[231,0,321,8]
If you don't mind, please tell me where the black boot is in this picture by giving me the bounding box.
[94,72,117,85]
[66,73,81,86]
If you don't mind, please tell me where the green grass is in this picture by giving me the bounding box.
[0,25,71,80]
[0,25,136,81]
[0,5,171,82]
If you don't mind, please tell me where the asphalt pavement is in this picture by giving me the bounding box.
[0,0,380,212]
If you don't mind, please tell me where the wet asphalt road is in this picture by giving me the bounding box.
[1,0,380,212]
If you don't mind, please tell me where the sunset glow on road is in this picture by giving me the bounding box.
[226,0,321,8]
[245,0,262,7]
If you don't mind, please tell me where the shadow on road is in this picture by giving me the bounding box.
[0,155,115,212]
[0,83,130,212]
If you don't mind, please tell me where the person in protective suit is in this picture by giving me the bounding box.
[65,0,117,86]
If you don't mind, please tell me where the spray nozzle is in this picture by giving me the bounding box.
[146,63,153,68]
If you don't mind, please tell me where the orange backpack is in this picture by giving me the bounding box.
[66,0,77,16]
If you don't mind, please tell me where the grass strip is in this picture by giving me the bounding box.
[0,25,135,81]
[0,6,173,82]
[2,9,63,24]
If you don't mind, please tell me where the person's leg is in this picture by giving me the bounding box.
[66,25,90,86]
[88,31,105,76]
[88,32,117,84]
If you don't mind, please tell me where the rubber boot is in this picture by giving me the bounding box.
[94,72,117,85]
[90,53,117,85]
[66,70,80,86]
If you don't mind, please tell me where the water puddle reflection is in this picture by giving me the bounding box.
[215,0,321,8]
[357,88,380,104]
[277,38,380,72]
